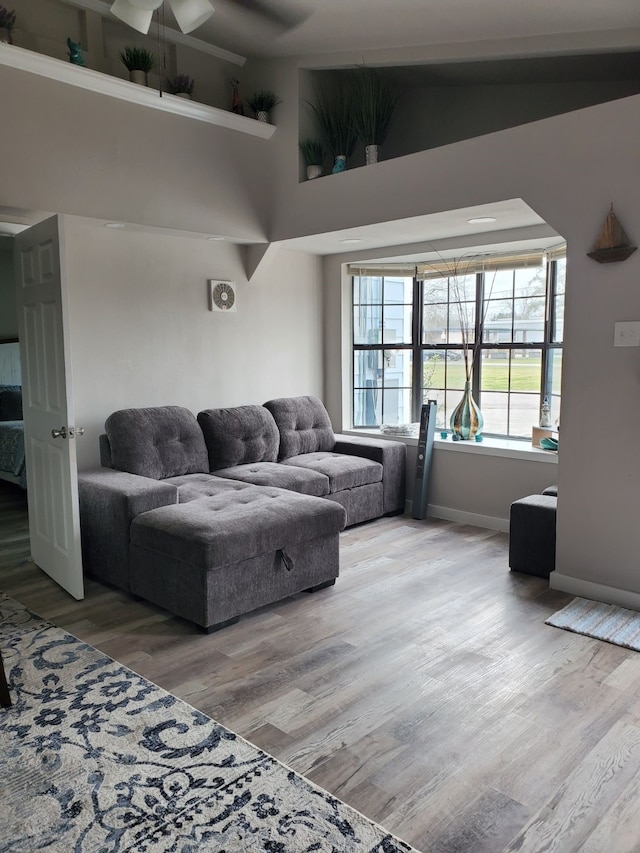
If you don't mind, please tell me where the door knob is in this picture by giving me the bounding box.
[69,427,85,438]
[51,427,67,439]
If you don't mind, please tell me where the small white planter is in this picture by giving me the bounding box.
[365,144,379,165]
[306,164,322,180]
[129,70,147,86]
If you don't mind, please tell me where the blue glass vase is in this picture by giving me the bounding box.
[450,381,484,440]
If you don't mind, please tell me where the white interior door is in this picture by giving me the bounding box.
[15,215,84,600]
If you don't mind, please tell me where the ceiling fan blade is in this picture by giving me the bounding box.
[168,0,215,33]
[127,0,164,10]
[230,0,309,30]
[111,0,153,33]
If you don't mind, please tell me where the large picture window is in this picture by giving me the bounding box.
[351,250,565,439]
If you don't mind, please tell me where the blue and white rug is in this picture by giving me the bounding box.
[546,596,640,652]
[0,593,417,853]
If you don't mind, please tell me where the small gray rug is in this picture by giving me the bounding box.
[546,596,640,652]
[0,592,417,853]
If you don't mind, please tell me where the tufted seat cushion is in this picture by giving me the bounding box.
[263,395,335,460]
[212,461,330,497]
[197,405,280,470]
[105,406,209,480]
[283,452,382,493]
[162,473,256,503]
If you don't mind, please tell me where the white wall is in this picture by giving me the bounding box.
[385,81,640,161]
[63,219,324,469]
[1,65,272,241]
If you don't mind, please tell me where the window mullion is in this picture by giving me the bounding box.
[472,271,483,401]
[411,276,422,421]
[541,259,555,400]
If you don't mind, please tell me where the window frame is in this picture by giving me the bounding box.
[351,254,565,438]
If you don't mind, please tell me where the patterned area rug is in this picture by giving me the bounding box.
[0,593,417,853]
[546,596,640,652]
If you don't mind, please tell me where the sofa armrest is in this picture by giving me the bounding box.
[333,435,406,515]
[78,468,178,592]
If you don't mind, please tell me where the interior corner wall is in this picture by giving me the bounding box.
[63,219,323,469]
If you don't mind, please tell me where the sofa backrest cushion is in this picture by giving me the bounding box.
[105,406,209,480]
[263,396,335,460]
[197,405,279,470]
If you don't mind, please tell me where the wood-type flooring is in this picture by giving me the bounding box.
[2,480,640,852]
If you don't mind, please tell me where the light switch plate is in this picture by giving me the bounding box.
[614,321,640,347]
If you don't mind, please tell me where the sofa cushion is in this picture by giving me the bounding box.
[263,396,335,460]
[105,406,209,480]
[197,405,279,470]
[214,462,330,497]
[283,452,382,493]
[162,473,255,503]
[0,388,22,421]
[131,486,347,569]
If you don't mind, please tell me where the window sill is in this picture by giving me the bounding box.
[342,429,558,463]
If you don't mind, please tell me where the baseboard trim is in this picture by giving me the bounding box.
[550,572,640,611]
[405,500,509,532]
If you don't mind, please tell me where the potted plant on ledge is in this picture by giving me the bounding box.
[246,89,281,123]
[0,5,16,44]
[120,45,156,87]
[307,83,358,173]
[299,139,325,180]
[167,74,195,99]
[352,65,401,165]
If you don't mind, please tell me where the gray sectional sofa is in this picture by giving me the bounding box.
[79,396,406,632]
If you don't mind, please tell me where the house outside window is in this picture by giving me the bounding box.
[351,250,565,439]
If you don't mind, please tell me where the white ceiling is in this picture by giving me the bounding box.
[193,0,640,59]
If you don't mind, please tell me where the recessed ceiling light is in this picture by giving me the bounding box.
[467,217,497,224]
[104,222,126,229]
[208,235,226,241]
[340,238,363,244]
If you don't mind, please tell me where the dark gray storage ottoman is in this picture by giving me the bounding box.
[509,493,557,578]
[129,486,346,631]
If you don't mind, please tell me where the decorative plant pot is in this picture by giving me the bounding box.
[175,92,192,99]
[306,165,322,180]
[450,381,484,440]
[256,110,270,123]
[129,70,147,86]
[332,155,347,174]
[0,26,12,44]
[365,144,379,165]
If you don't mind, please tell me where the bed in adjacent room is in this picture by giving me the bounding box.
[0,385,25,489]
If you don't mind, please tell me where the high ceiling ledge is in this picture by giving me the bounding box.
[0,44,275,139]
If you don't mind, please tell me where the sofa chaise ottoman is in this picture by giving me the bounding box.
[130,483,343,632]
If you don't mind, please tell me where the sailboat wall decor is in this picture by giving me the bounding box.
[587,204,637,264]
